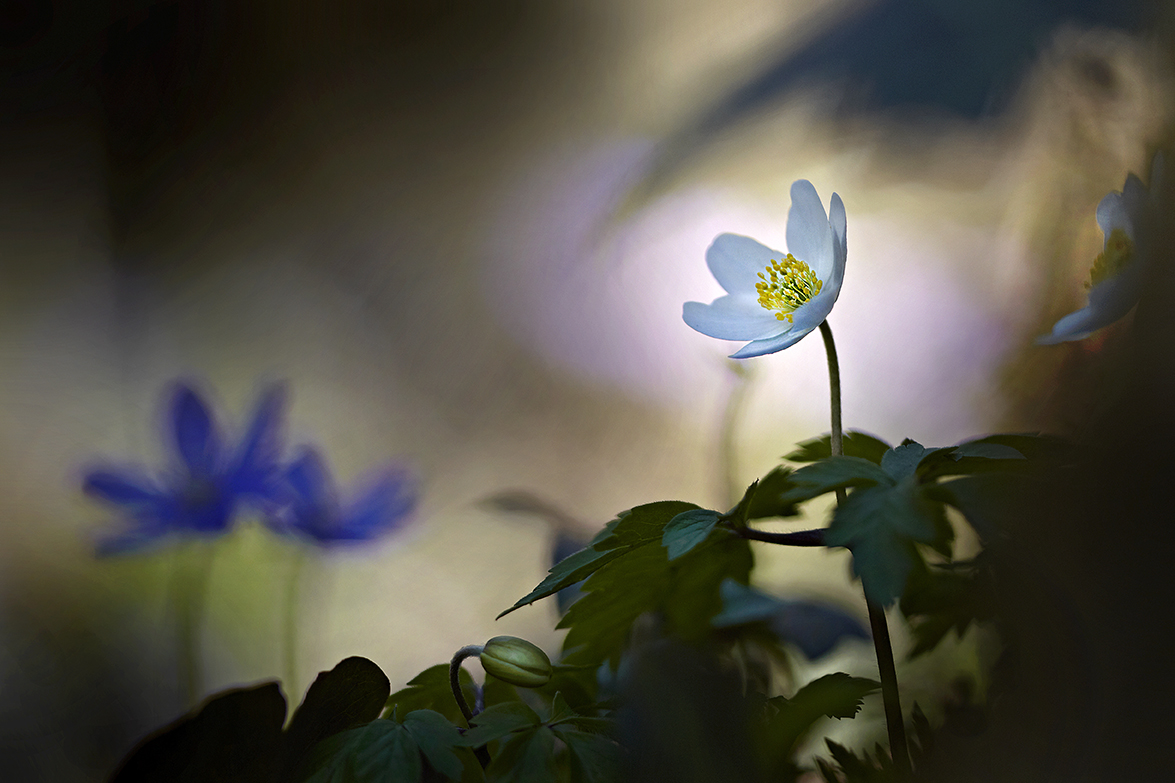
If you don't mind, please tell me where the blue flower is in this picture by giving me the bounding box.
[683,180,847,358]
[1038,155,1163,344]
[267,446,415,547]
[83,381,288,555]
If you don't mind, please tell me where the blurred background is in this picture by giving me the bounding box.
[1,0,1173,780]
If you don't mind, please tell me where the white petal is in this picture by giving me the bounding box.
[729,324,816,358]
[1095,191,1127,236]
[786,180,834,278]
[789,290,835,333]
[1037,268,1142,344]
[829,192,847,262]
[683,295,790,341]
[1036,305,1103,344]
[706,233,785,294]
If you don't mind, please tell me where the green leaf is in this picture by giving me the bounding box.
[282,657,391,781]
[880,440,930,480]
[485,726,558,783]
[825,481,948,606]
[558,524,752,667]
[384,664,476,725]
[662,509,722,560]
[901,558,995,658]
[460,702,542,747]
[109,682,286,783]
[550,726,622,783]
[745,467,801,520]
[300,721,422,783]
[785,431,893,464]
[931,473,1038,539]
[401,710,466,780]
[783,457,894,503]
[499,501,700,618]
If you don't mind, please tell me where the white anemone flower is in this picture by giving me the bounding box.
[1038,156,1163,344]
[683,180,847,359]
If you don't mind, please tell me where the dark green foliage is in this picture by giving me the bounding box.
[499,502,701,618]
[484,727,558,783]
[745,468,802,520]
[108,657,392,783]
[756,674,880,777]
[385,664,477,726]
[781,457,893,503]
[558,521,753,667]
[662,509,722,560]
[784,431,893,464]
[299,710,470,783]
[459,702,542,746]
[900,558,996,658]
[108,682,287,783]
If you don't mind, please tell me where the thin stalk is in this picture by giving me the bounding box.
[737,528,826,546]
[171,540,216,709]
[819,320,910,777]
[719,361,753,508]
[283,547,309,702]
[449,645,490,769]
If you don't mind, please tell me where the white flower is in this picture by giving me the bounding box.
[1038,156,1163,344]
[683,180,847,359]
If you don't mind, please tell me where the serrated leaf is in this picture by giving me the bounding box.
[558,525,752,667]
[459,702,542,747]
[662,509,722,560]
[550,726,622,783]
[485,726,557,783]
[881,441,928,480]
[384,664,476,725]
[109,682,286,783]
[500,502,700,618]
[300,721,421,783]
[782,457,894,503]
[901,558,995,658]
[401,710,465,779]
[931,473,1037,540]
[758,674,878,778]
[282,657,391,781]
[785,431,893,464]
[745,467,801,519]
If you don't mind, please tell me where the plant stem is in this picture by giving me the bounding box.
[720,360,753,508]
[449,645,485,724]
[172,540,216,709]
[737,527,826,546]
[819,320,910,777]
[284,547,309,702]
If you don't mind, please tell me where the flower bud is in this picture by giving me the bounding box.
[479,636,552,688]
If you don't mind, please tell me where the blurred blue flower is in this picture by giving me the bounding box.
[267,446,415,547]
[1038,155,1163,344]
[83,381,288,556]
[683,180,847,359]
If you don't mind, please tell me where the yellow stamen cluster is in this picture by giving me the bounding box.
[756,254,823,322]
[1086,228,1135,290]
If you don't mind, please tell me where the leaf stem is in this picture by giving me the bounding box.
[736,527,826,546]
[820,319,910,777]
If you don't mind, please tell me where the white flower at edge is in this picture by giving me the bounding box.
[683,180,847,359]
[1038,155,1163,344]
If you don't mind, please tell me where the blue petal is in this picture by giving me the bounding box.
[829,191,847,262]
[286,447,335,508]
[335,469,415,542]
[706,234,784,294]
[228,383,288,498]
[768,599,870,659]
[171,384,221,476]
[683,295,789,341]
[84,469,162,505]
[786,180,834,278]
[728,324,817,359]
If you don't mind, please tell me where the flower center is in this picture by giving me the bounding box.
[756,255,823,322]
[1086,228,1135,289]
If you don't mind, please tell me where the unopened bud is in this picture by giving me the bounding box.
[479,636,552,688]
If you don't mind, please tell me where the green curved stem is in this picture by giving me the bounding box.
[449,645,485,724]
[819,320,910,777]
